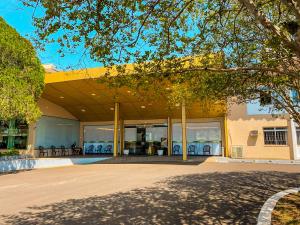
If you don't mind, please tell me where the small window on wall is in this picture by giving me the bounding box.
[296,127,300,146]
[263,127,288,145]
[259,92,272,106]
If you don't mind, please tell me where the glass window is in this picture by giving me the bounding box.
[35,116,79,149]
[296,127,300,146]
[260,92,272,106]
[124,126,137,154]
[172,123,182,155]
[187,122,222,156]
[146,125,168,154]
[0,120,28,149]
[14,120,28,149]
[263,127,287,145]
[83,125,114,154]
[0,121,9,149]
[172,122,222,156]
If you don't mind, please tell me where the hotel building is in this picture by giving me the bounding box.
[1,67,299,160]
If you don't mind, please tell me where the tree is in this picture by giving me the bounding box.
[0,16,44,123]
[22,0,300,124]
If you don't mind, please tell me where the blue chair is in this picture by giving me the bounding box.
[203,145,211,155]
[95,145,102,154]
[104,145,112,153]
[173,145,180,155]
[188,145,196,155]
[86,145,94,154]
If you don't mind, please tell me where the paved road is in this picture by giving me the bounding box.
[0,162,299,224]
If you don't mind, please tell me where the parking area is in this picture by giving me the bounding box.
[0,162,299,224]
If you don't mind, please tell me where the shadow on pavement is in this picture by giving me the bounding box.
[1,171,299,225]
[94,156,210,165]
[0,169,33,176]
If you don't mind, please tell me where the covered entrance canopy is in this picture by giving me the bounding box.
[43,67,226,121]
[41,67,227,160]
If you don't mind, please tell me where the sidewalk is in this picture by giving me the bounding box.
[217,157,300,165]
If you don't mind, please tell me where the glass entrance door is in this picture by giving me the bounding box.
[124,124,168,155]
[136,127,146,155]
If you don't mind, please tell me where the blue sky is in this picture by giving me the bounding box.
[0,0,100,70]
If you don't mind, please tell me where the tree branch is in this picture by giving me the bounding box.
[280,0,300,21]
[133,66,293,77]
[237,0,300,57]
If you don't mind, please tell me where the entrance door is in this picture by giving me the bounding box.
[124,123,168,155]
[136,127,147,155]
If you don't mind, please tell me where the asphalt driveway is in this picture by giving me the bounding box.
[0,162,299,224]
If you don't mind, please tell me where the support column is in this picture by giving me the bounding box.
[120,119,124,156]
[113,102,120,157]
[181,102,187,161]
[289,118,297,160]
[167,117,172,156]
[224,115,229,157]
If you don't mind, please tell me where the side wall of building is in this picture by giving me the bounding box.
[227,102,293,160]
[28,98,79,157]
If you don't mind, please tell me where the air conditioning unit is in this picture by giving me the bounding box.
[249,130,258,137]
[231,145,244,158]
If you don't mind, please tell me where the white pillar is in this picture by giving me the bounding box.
[290,119,298,160]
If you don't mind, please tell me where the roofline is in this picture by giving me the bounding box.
[45,54,222,84]
[45,67,110,84]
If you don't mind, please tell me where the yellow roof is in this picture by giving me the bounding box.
[43,66,226,121]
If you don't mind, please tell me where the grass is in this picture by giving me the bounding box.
[272,192,300,225]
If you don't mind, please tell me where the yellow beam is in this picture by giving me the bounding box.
[167,117,172,156]
[113,102,120,157]
[120,119,124,156]
[182,102,187,161]
[224,114,229,157]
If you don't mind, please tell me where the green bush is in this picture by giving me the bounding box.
[0,149,19,157]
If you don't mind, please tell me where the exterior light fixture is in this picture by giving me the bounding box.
[141,105,146,109]
[166,87,170,90]
[59,96,64,99]
[91,93,96,96]
[110,107,114,111]
[81,109,86,112]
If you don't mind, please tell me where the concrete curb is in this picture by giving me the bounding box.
[216,157,300,165]
[257,187,300,225]
[0,157,110,172]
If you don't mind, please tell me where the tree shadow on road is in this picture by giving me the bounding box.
[1,171,299,225]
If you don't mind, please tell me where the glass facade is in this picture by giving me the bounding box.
[83,125,114,154]
[172,122,222,156]
[0,120,28,149]
[33,118,224,156]
[35,116,80,149]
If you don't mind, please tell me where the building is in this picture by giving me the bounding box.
[0,66,299,160]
